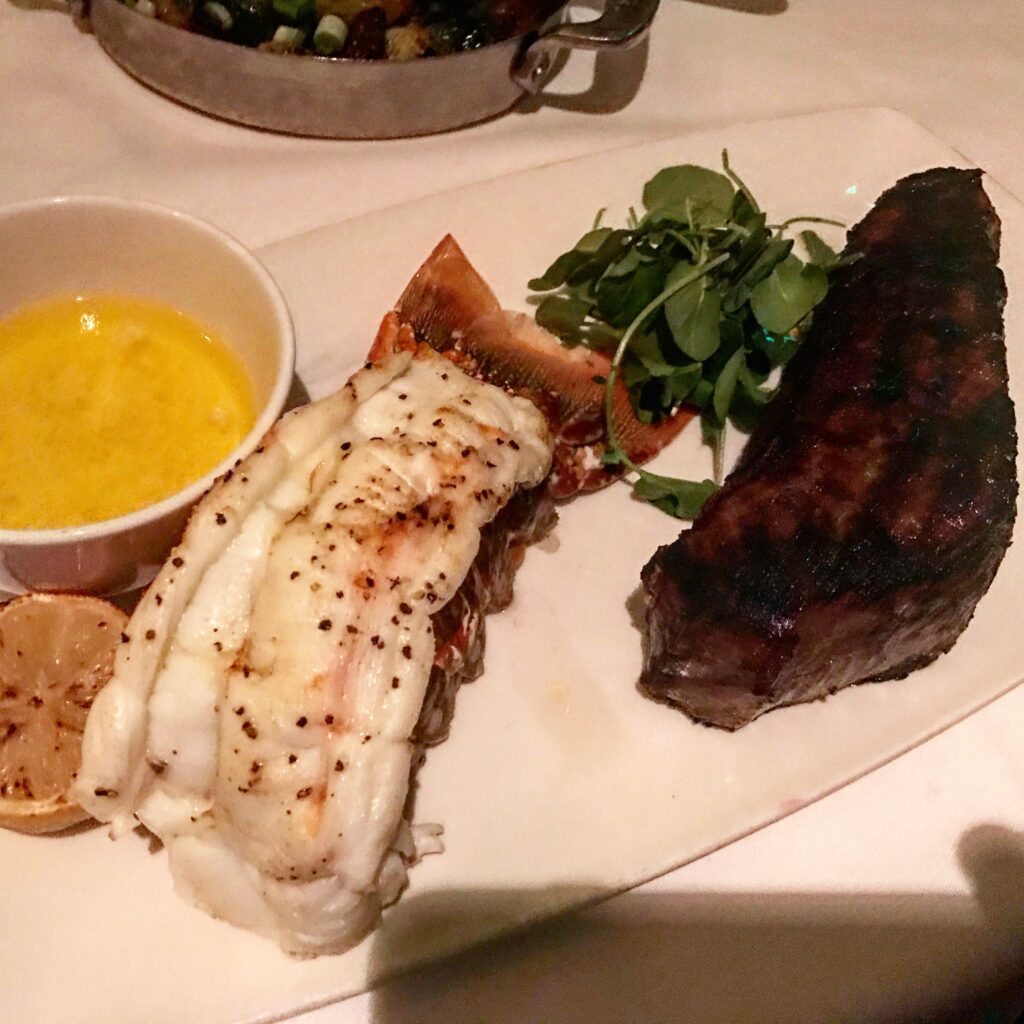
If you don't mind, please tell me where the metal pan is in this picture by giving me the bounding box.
[89,0,659,138]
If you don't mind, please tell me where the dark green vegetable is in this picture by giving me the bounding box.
[529,151,848,519]
[428,13,493,53]
[227,0,278,44]
[272,0,312,21]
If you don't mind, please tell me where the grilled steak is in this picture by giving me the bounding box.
[640,168,1018,730]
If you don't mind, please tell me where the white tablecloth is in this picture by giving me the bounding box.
[4,1,1024,1020]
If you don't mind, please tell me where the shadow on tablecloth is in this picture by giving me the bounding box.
[362,864,1024,1024]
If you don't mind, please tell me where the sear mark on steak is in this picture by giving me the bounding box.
[640,167,1018,730]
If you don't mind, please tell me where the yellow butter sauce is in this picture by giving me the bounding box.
[0,294,255,530]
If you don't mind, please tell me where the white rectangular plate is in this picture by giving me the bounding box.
[3,107,1022,1024]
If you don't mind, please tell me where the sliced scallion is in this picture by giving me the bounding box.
[272,24,305,48]
[202,0,233,31]
[314,14,347,55]
[272,0,313,21]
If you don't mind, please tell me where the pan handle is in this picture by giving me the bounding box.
[512,0,660,94]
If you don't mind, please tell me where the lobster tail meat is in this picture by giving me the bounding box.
[75,346,554,955]
[389,234,694,497]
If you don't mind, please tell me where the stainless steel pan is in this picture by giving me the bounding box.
[90,0,659,138]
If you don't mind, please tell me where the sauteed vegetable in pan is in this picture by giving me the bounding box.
[124,0,561,59]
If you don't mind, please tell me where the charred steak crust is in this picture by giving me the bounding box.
[640,168,1018,730]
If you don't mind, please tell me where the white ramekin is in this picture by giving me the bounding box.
[0,196,295,596]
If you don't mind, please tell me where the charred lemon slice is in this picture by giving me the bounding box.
[0,594,126,834]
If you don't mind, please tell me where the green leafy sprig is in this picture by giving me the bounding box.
[528,151,847,519]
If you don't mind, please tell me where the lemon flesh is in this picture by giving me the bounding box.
[0,594,127,833]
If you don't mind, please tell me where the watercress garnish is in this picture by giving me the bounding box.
[529,151,847,519]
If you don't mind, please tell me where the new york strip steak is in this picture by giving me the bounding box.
[641,168,1018,729]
